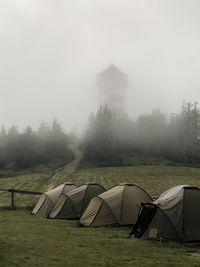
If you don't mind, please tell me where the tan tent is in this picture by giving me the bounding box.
[32,182,77,216]
[49,183,106,219]
[130,185,200,242]
[79,183,152,227]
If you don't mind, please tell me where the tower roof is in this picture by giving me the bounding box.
[98,64,127,78]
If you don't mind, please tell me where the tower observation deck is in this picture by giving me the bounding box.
[97,64,127,116]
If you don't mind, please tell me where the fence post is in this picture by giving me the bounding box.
[11,190,15,209]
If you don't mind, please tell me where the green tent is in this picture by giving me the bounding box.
[80,183,152,227]
[49,183,106,219]
[130,185,200,242]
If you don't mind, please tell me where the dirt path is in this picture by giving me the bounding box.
[47,143,82,190]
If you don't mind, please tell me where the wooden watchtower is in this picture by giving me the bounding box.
[97,64,127,116]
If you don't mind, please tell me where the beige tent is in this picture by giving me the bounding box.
[49,183,106,219]
[80,183,152,227]
[32,182,77,216]
[130,185,200,242]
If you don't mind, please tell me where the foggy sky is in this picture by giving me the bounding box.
[1,0,200,132]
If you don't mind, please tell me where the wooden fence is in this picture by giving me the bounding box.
[0,189,42,209]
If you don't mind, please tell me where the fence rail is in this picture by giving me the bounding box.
[0,188,42,209]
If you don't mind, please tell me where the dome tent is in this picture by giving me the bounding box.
[130,185,200,242]
[79,183,152,227]
[49,183,106,219]
[32,182,77,216]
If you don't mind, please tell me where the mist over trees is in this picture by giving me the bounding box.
[0,119,74,170]
[82,102,200,166]
[1,102,199,171]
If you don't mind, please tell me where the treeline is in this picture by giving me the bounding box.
[0,119,74,169]
[82,102,200,166]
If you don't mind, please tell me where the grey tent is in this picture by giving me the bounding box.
[130,185,200,242]
[32,182,77,216]
[79,183,152,227]
[49,183,106,219]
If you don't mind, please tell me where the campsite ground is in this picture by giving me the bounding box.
[1,165,200,266]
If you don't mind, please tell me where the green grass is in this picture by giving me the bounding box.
[1,165,200,266]
[67,165,200,196]
[0,210,200,267]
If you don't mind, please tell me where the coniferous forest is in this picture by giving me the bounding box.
[82,102,200,166]
[1,102,200,170]
[0,119,74,170]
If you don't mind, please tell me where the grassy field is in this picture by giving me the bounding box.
[1,165,200,266]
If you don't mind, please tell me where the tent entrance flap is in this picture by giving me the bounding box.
[130,204,157,237]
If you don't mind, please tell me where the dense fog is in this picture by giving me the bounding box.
[1,0,200,132]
